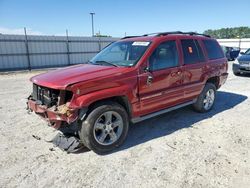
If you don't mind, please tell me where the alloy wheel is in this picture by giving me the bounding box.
[93,111,124,146]
[203,89,215,110]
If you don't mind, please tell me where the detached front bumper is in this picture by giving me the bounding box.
[27,99,79,129]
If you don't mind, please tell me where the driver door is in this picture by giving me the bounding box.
[138,40,184,116]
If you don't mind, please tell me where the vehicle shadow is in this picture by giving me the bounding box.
[111,91,247,154]
[235,73,250,77]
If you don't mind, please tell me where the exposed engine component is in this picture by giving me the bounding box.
[32,84,72,107]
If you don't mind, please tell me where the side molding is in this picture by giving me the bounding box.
[131,99,196,123]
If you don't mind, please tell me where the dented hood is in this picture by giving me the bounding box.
[31,64,126,90]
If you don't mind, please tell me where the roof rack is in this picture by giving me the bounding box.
[121,31,210,39]
[156,31,211,38]
[121,36,141,39]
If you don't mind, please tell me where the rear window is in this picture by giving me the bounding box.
[181,39,205,64]
[203,40,224,60]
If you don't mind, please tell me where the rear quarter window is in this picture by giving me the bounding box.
[203,40,225,60]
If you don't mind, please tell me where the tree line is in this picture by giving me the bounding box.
[203,27,250,39]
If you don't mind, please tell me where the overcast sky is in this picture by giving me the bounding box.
[0,0,250,37]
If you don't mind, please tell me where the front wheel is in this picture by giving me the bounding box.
[79,102,129,154]
[233,71,240,76]
[193,83,216,113]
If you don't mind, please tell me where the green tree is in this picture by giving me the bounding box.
[204,27,250,38]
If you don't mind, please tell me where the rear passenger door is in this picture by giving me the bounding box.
[180,38,206,100]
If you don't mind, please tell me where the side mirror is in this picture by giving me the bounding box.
[240,51,245,55]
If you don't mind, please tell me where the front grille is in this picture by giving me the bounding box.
[240,61,250,65]
[239,61,250,71]
[32,84,60,107]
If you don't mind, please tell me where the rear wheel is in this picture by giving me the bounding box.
[193,83,216,113]
[79,102,129,154]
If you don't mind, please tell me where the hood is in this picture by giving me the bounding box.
[238,54,250,62]
[31,64,127,89]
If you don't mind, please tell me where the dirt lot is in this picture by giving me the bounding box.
[0,61,250,188]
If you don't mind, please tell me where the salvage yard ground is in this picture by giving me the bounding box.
[0,61,250,188]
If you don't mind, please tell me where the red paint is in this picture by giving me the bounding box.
[28,34,228,128]
[27,100,78,129]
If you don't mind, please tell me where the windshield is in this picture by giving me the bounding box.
[245,48,250,55]
[90,41,150,67]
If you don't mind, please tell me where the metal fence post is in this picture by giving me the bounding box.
[66,29,71,65]
[24,27,31,70]
[98,37,101,52]
[239,38,242,51]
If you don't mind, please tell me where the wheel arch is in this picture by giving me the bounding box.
[86,96,132,119]
[206,76,220,89]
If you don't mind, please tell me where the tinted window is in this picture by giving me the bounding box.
[149,40,179,71]
[245,48,250,55]
[203,40,224,60]
[181,39,205,64]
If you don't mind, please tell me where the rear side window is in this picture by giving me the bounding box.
[181,39,205,65]
[149,40,179,71]
[203,40,224,60]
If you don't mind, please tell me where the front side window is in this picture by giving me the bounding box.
[181,39,205,64]
[203,39,225,60]
[149,40,179,71]
[90,41,150,67]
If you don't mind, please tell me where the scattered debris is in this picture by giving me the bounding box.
[52,133,86,153]
[49,147,55,151]
[32,135,41,140]
[166,143,176,150]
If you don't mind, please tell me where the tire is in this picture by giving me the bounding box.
[79,101,129,154]
[193,83,216,113]
[233,71,240,76]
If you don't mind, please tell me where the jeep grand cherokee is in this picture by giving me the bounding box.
[27,31,228,154]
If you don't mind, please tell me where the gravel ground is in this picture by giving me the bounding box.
[0,61,250,188]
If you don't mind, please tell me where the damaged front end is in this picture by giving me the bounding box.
[27,84,80,129]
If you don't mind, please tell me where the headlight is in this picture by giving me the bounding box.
[234,59,239,64]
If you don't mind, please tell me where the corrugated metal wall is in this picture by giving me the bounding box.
[0,34,118,71]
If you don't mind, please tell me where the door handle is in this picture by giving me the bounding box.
[171,71,182,77]
[147,75,153,85]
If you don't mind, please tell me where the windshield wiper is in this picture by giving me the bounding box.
[94,61,118,67]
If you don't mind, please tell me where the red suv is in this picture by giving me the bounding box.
[27,31,228,153]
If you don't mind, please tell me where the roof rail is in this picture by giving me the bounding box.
[156,31,211,38]
[121,36,141,39]
[121,31,211,39]
[142,32,161,36]
[122,33,160,39]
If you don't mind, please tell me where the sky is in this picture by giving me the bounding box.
[0,0,250,37]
